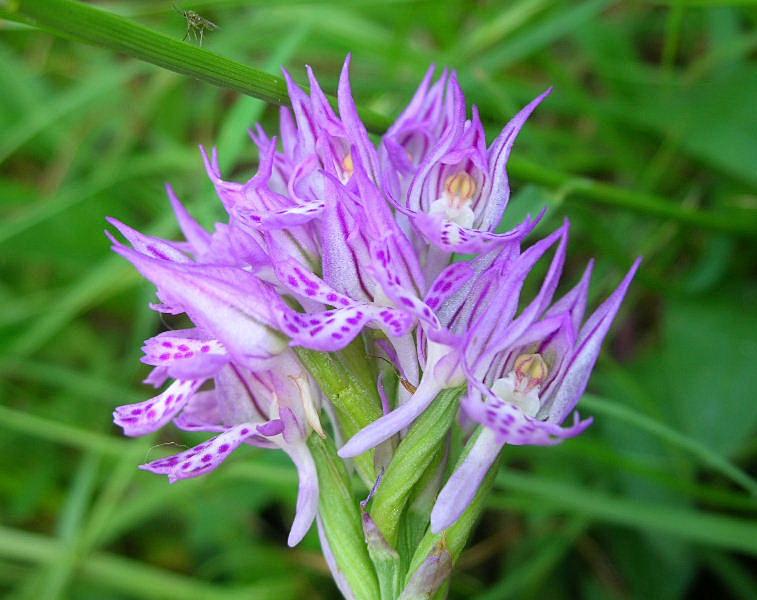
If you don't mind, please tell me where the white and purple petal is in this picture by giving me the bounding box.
[430,427,503,532]
[140,423,262,482]
[114,379,203,437]
[462,382,592,446]
[141,331,229,380]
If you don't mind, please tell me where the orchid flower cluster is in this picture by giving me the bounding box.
[109,56,638,599]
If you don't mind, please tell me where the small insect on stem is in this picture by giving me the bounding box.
[173,3,218,46]
[368,354,418,394]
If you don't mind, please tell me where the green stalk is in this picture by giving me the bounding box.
[296,346,382,486]
[308,435,380,600]
[405,429,502,586]
[370,387,462,548]
[1,0,392,132]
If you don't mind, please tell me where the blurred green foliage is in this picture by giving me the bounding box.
[0,1,756,598]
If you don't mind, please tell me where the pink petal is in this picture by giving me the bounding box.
[114,379,202,437]
[140,423,260,482]
[462,384,592,446]
[141,332,228,380]
[279,303,412,352]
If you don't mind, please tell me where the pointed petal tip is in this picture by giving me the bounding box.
[336,442,358,459]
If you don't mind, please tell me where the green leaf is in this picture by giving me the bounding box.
[581,395,757,496]
[296,345,381,486]
[370,387,462,548]
[631,295,757,457]
[491,472,757,555]
[405,429,502,583]
[308,434,380,600]
[0,525,299,599]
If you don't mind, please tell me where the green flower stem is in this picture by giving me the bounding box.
[362,510,402,600]
[370,387,462,549]
[405,428,503,586]
[296,346,382,486]
[397,440,448,567]
[308,434,380,600]
[1,0,392,133]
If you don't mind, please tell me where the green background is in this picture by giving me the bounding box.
[1,1,756,598]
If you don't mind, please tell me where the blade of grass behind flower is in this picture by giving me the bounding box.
[492,472,757,554]
[0,61,143,166]
[32,451,101,599]
[0,526,299,599]
[581,395,757,496]
[476,0,614,71]
[475,517,588,600]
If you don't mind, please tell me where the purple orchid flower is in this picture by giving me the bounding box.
[114,324,322,546]
[338,222,639,461]
[106,56,640,566]
[380,67,551,278]
[429,256,641,532]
